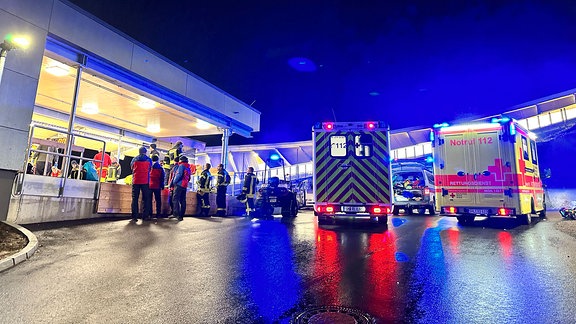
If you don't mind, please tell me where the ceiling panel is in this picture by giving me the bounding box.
[35,54,221,139]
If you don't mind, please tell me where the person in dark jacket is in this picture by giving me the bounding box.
[215,164,230,216]
[242,167,259,217]
[149,155,165,218]
[162,156,171,187]
[167,155,180,216]
[196,163,212,217]
[171,155,192,221]
[130,146,152,221]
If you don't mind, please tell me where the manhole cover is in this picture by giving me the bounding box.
[292,305,375,324]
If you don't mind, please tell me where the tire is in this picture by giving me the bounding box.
[378,215,388,224]
[538,203,547,219]
[428,204,436,216]
[518,213,532,225]
[392,206,400,216]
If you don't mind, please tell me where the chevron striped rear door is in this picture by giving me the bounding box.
[314,129,391,206]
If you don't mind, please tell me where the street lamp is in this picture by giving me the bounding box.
[0,34,31,86]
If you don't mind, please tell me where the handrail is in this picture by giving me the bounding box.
[18,124,106,198]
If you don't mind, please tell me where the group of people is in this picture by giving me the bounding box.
[129,140,262,221]
[129,141,236,221]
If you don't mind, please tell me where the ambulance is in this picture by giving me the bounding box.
[431,117,546,225]
[313,121,392,225]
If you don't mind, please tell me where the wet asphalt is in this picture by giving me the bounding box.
[1,211,575,323]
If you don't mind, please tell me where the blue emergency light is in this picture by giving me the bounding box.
[269,153,280,161]
[433,122,450,129]
[491,116,511,124]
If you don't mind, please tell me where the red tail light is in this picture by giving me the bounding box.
[326,206,334,213]
[445,206,456,214]
[386,207,391,214]
[373,207,382,214]
[424,187,430,195]
[498,208,512,216]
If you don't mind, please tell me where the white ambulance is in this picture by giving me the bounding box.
[313,121,392,225]
[432,117,546,225]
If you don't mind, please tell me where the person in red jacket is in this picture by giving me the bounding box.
[170,155,192,221]
[149,155,165,218]
[94,149,112,181]
[130,146,152,221]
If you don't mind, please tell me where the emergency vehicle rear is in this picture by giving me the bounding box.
[432,118,546,225]
[313,121,392,225]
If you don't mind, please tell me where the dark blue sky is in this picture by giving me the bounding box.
[69,0,576,145]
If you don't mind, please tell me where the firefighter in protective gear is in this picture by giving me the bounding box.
[242,167,259,217]
[168,141,183,170]
[196,163,212,216]
[215,164,230,216]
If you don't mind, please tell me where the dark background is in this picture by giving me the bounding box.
[67,0,576,187]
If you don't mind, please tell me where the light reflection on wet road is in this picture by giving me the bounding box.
[1,211,575,323]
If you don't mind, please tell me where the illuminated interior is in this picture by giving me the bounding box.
[32,52,219,153]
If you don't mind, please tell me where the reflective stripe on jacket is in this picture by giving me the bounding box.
[242,173,258,198]
[197,169,212,190]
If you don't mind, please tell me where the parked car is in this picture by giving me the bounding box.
[294,177,314,209]
[392,163,436,215]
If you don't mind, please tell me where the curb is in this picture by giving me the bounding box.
[0,221,39,273]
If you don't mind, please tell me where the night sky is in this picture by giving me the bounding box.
[67,0,576,146]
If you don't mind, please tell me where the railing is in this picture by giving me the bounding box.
[13,124,106,199]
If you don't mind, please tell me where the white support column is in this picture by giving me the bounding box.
[220,127,231,169]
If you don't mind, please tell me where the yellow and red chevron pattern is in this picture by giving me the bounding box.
[315,130,391,204]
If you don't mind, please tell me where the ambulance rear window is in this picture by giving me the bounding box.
[330,135,347,157]
[530,140,538,165]
[521,136,529,160]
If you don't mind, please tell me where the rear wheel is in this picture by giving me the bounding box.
[518,213,532,225]
[428,199,436,215]
[378,215,388,224]
[538,202,547,219]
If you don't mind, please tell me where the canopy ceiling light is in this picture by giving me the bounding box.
[45,58,71,77]
[137,96,156,109]
[80,102,99,115]
[195,119,211,130]
[146,123,160,133]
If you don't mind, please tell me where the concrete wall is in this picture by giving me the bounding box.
[8,193,247,224]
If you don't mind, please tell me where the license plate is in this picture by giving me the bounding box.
[269,198,277,203]
[468,208,488,214]
[342,206,365,212]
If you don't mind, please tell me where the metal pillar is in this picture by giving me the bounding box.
[220,128,231,169]
[60,64,84,187]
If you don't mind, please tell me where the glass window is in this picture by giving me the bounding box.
[354,134,373,157]
[530,140,538,165]
[521,136,529,160]
[330,135,347,157]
